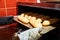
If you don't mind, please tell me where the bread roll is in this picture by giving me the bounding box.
[29,17,42,28]
[29,17,36,22]
[17,16,29,24]
[36,18,42,23]
[29,17,36,24]
[27,16,32,20]
[25,15,28,18]
[33,22,42,28]
[42,20,50,26]
[20,13,25,17]
[31,17,36,20]
[42,18,60,26]
[29,17,36,27]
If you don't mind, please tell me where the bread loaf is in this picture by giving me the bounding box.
[29,17,42,28]
[17,16,29,24]
[29,17,36,27]
[29,17,36,24]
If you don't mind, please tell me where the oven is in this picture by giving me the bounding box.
[15,2,60,40]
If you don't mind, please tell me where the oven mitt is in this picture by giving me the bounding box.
[16,26,55,40]
[17,26,42,40]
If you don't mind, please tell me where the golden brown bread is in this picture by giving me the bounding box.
[20,13,25,17]
[25,15,28,18]
[42,18,59,26]
[27,16,32,20]
[36,18,42,23]
[29,17,36,24]
[29,17,36,27]
[29,17,42,28]
[42,20,50,26]
[17,16,29,24]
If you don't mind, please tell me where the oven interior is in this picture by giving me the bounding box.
[17,5,60,40]
[17,5,60,25]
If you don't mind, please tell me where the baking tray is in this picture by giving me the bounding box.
[14,16,55,34]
